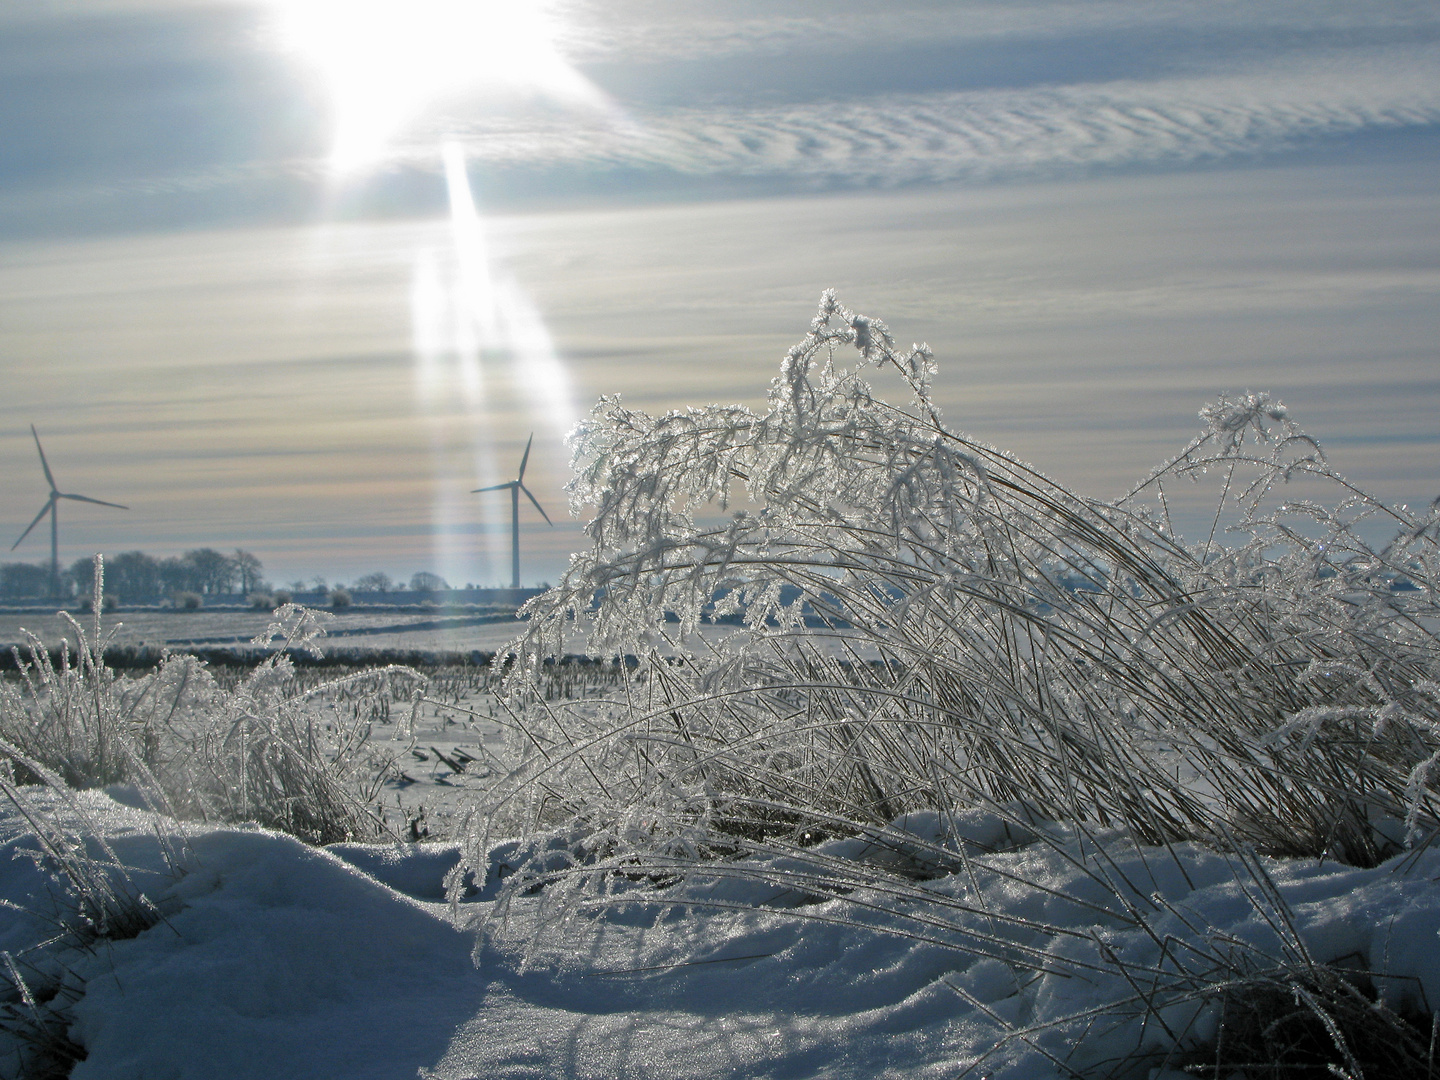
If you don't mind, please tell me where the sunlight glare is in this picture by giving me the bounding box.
[412,142,575,585]
[274,0,606,173]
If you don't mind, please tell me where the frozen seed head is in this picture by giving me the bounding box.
[850,315,873,355]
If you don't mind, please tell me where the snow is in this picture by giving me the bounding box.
[0,609,533,658]
[68,831,477,1080]
[5,787,1440,1079]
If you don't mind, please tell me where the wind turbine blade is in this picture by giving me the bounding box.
[520,484,553,526]
[31,425,57,492]
[517,433,534,483]
[472,482,516,494]
[60,492,129,510]
[12,500,52,550]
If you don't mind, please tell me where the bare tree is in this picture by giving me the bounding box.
[66,556,96,598]
[0,561,51,600]
[158,556,197,596]
[110,550,162,601]
[184,549,238,595]
[409,571,448,594]
[233,549,264,593]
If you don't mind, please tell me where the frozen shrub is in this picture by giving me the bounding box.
[329,587,352,610]
[466,292,1440,891]
[479,293,1439,867]
[272,589,293,606]
[172,591,202,611]
[249,592,277,611]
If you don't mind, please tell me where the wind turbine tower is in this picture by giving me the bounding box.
[12,425,128,599]
[473,433,552,590]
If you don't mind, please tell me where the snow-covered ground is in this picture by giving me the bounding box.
[0,609,532,657]
[366,674,519,839]
[0,608,878,660]
[6,786,1440,1079]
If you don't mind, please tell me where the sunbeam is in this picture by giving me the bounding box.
[412,142,575,587]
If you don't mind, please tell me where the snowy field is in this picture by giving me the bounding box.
[5,786,1440,1079]
[0,609,533,657]
[0,608,827,662]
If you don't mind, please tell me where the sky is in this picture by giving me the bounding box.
[1,0,1438,589]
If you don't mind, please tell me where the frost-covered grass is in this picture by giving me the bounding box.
[459,293,1440,1076]
[0,584,426,847]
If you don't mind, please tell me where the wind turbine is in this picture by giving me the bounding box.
[473,433,552,590]
[12,425,128,599]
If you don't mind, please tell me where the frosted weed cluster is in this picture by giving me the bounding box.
[464,292,1440,1076]
[0,578,424,847]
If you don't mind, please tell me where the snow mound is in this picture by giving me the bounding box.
[6,789,1440,1078]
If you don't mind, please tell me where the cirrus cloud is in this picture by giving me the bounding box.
[431,45,1440,185]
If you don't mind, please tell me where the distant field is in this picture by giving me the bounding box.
[0,608,534,657]
[0,607,884,669]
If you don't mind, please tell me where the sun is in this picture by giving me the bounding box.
[273,0,604,173]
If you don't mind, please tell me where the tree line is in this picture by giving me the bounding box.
[0,549,265,602]
[0,550,455,603]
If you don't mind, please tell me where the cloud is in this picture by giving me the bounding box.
[556,0,1440,62]
[10,41,1435,240]
[435,45,1440,185]
[4,2,1438,242]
